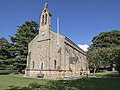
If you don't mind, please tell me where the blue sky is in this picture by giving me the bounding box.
[0,0,120,46]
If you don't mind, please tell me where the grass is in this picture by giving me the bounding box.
[0,74,48,90]
[0,74,120,90]
[95,71,120,77]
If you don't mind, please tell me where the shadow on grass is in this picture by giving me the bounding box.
[5,77,120,90]
[5,78,91,90]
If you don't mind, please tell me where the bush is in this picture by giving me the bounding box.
[0,66,6,70]
[0,70,10,75]
[6,65,16,70]
[117,63,120,75]
[6,82,79,90]
[0,70,18,75]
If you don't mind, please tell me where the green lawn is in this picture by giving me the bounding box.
[95,71,119,77]
[0,74,48,90]
[0,74,120,90]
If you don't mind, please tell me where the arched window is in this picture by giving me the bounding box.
[54,60,57,69]
[42,15,44,25]
[33,61,35,68]
[40,62,44,70]
[45,14,47,24]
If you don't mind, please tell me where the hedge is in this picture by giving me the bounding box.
[0,70,18,75]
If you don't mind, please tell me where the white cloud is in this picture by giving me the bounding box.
[78,44,89,52]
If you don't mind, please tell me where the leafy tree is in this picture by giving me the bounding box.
[109,46,120,74]
[87,47,109,75]
[87,30,120,75]
[10,21,39,71]
[92,30,120,48]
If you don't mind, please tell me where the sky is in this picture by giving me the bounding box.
[0,0,120,50]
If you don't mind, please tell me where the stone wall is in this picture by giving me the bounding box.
[25,31,89,79]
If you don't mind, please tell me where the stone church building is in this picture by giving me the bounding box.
[25,3,89,79]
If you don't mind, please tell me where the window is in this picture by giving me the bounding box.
[33,61,35,68]
[54,60,57,69]
[40,62,44,70]
[45,14,47,24]
[42,15,44,25]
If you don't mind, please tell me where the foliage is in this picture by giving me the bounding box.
[0,70,17,75]
[87,30,120,74]
[0,38,9,58]
[112,46,120,74]
[0,21,39,71]
[0,37,10,59]
[92,30,120,48]
[0,37,11,69]
[0,70,9,75]
[87,47,109,75]
[9,21,39,70]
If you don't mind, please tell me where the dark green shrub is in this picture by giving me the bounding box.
[5,85,21,90]
[6,82,79,90]
[0,66,6,70]
[0,70,10,75]
[6,65,16,70]
[117,63,120,75]
[0,70,18,75]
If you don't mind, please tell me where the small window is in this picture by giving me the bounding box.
[54,60,57,69]
[42,15,44,25]
[45,14,47,24]
[40,62,44,70]
[33,61,35,68]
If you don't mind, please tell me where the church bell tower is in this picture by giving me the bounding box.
[39,3,52,34]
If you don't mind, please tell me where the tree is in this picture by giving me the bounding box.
[10,21,39,71]
[87,47,109,75]
[87,30,120,75]
[0,37,11,69]
[109,46,120,74]
[92,30,120,48]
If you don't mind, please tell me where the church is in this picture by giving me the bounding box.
[25,3,89,79]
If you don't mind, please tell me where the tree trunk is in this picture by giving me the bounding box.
[111,62,115,71]
[93,66,96,76]
[112,67,115,71]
